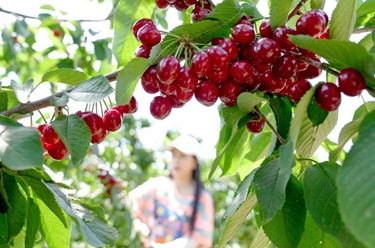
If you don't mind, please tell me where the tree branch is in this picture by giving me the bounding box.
[0,70,120,118]
[287,0,308,21]
[352,26,375,34]
[289,51,339,76]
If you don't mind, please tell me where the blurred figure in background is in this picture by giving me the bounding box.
[129,134,215,248]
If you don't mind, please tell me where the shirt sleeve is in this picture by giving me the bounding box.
[190,190,215,248]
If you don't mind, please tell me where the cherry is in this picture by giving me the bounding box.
[166,0,176,3]
[175,66,199,92]
[230,60,258,84]
[173,0,189,11]
[207,46,230,71]
[191,7,211,22]
[158,81,177,95]
[231,23,255,45]
[259,19,272,38]
[248,58,270,73]
[296,9,328,37]
[287,79,312,103]
[135,44,152,58]
[156,55,181,84]
[315,83,342,112]
[103,109,123,132]
[194,81,219,106]
[79,112,105,136]
[211,37,224,45]
[43,124,61,145]
[47,140,69,160]
[219,79,242,106]
[137,24,161,46]
[250,38,281,65]
[218,38,239,62]
[150,96,172,119]
[191,51,211,78]
[155,0,170,9]
[236,17,254,26]
[166,94,185,108]
[184,0,197,5]
[132,18,154,38]
[91,128,107,144]
[37,123,48,134]
[195,0,212,10]
[296,63,322,80]
[141,67,160,94]
[53,29,62,37]
[113,96,138,114]
[207,67,229,84]
[272,54,298,79]
[246,114,265,133]
[176,87,195,103]
[337,68,366,96]
[272,26,298,52]
[260,70,286,94]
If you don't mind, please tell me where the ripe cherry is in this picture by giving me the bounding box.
[315,83,342,112]
[158,81,177,95]
[207,67,229,84]
[135,44,152,58]
[207,46,230,71]
[155,0,170,9]
[132,18,154,38]
[260,70,286,94]
[231,23,255,45]
[120,96,138,114]
[259,19,272,38]
[250,38,281,65]
[191,51,211,78]
[166,94,185,108]
[184,0,197,5]
[219,79,242,106]
[176,87,195,103]
[80,112,105,136]
[246,114,265,133]
[103,109,123,132]
[218,38,239,62]
[43,124,61,145]
[194,81,219,106]
[175,66,199,92]
[272,26,298,52]
[272,54,298,79]
[150,96,172,119]
[296,63,322,80]
[173,0,189,11]
[141,67,160,94]
[156,55,181,84]
[337,68,366,96]
[91,128,107,144]
[191,7,211,22]
[47,140,69,160]
[37,123,48,134]
[230,60,258,84]
[296,9,328,37]
[137,24,161,46]
[195,0,212,10]
[287,79,312,103]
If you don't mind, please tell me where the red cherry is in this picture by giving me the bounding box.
[259,19,273,38]
[272,54,298,79]
[287,79,312,103]
[184,0,197,5]
[43,124,61,145]
[229,60,258,85]
[176,87,195,103]
[194,0,212,10]
[47,140,69,161]
[91,128,107,144]
[137,24,161,46]
[296,63,322,80]
[158,81,177,95]
[103,109,123,132]
[218,38,239,62]
[156,0,170,9]
[141,67,160,94]
[272,26,298,52]
[173,0,189,11]
[211,37,224,45]
[207,67,229,84]
[296,9,328,37]
[135,44,152,58]
[191,7,211,22]
[53,29,61,37]
[194,81,219,106]
[315,83,341,112]
[150,96,172,119]
[80,112,105,136]
[175,66,199,92]
[156,55,181,84]
[260,70,286,94]
[207,46,230,71]
[219,79,242,106]
[191,51,211,78]
[246,114,265,133]
[122,96,138,114]
[250,38,281,65]
[37,123,48,134]
[132,18,154,38]
[231,23,255,45]
[338,68,366,96]
[166,94,185,108]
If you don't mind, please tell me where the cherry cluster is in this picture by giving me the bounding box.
[133,18,162,59]
[37,96,138,161]
[155,0,213,22]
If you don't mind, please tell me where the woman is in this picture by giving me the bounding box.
[129,134,215,248]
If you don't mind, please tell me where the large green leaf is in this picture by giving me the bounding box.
[337,110,375,247]
[45,182,119,247]
[115,58,150,105]
[296,110,338,159]
[269,0,294,29]
[10,79,33,104]
[253,158,291,223]
[25,198,40,248]
[65,75,113,103]
[269,97,292,149]
[356,0,375,18]
[36,196,71,248]
[310,0,326,10]
[0,214,7,245]
[51,114,91,166]
[307,96,329,127]
[207,0,242,27]
[304,162,364,247]
[41,69,90,86]
[250,227,270,248]
[329,0,356,40]
[299,212,341,248]
[353,101,375,120]
[263,175,306,248]
[112,0,155,66]
[237,92,267,113]
[0,116,44,170]
[359,33,374,51]
[289,35,375,86]
[2,172,27,244]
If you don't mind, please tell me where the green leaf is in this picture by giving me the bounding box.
[24,178,68,228]
[356,0,375,17]
[65,75,113,103]
[219,194,257,248]
[51,114,91,165]
[237,92,267,113]
[296,110,338,159]
[299,212,341,248]
[51,93,69,107]
[329,0,356,40]
[0,116,44,170]
[3,172,27,243]
[337,110,375,247]
[112,0,155,66]
[279,140,295,174]
[305,162,365,247]
[10,79,33,104]
[41,69,90,86]
[329,117,362,162]
[353,101,375,120]
[253,158,291,223]
[250,227,270,248]
[115,58,150,105]
[358,32,374,51]
[45,182,119,246]
[269,97,292,149]
[310,0,325,9]
[0,174,10,214]
[40,4,55,11]
[207,0,242,27]
[25,198,40,248]
[0,214,7,245]
[269,0,294,29]
[36,195,71,248]
[263,175,306,248]
[307,97,328,127]
[0,92,8,112]
[289,35,375,87]
[241,2,264,20]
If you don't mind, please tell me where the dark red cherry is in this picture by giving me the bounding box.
[173,0,189,11]
[218,38,239,62]
[273,26,298,52]
[207,67,229,84]
[230,60,258,85]
[219,79,242,106]
[135,44,152,58]
[246,114,265,133]
[231,23,255,45]
[150,96,172,119]
[315,83,341,112]
[137,24,161,46]
[259,19,273,38]
[47,140,69,160]
[132,18,154,38]
[103,109,122,132]
[155,0,170,9]
[296,9,328,37]
[260,70,286,94]
[191,51,211,78]
[287,79,312,103]
[338,68,366,96]
[194,81,219,106]
[156,56,181,84]
[141,67,160,94]
[191,7,211,22]
[250,38,281,65]
[43,124,60,145]
[91,128,107,144]
[272,54,298,79]
[207,46,230,71]
[175,66,199,92]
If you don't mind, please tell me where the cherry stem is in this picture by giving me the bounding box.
[158,30,182,40]
[254,105,286,145]
[37,109,48,124]
[289,51,339,76]
[287,0,308,21]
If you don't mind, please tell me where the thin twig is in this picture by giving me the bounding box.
[287,0,308,21]
[254,106,286,145]
[352,26,375,34]
[289,51,339,76]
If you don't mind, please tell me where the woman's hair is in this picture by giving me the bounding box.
[189,159,203,233]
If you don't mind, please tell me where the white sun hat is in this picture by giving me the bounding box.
[165,134,201,158]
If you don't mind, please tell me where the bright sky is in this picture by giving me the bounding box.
[0,0,373,162]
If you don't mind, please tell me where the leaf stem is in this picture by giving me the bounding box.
[254,106,286,145]
[287,0,308,21]
[158,30,182,40]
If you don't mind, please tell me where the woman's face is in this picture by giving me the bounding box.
[168,148,197,180]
